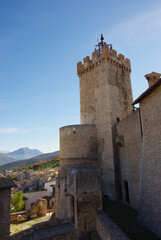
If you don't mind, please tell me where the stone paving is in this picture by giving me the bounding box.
[10,213,51,234]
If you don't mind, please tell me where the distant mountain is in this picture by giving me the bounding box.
[6,147,43,160]
[0,151,60,170]
[0,153,16,166]
[0,151,10,154]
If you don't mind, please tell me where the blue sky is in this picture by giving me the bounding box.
[0,0,161,153]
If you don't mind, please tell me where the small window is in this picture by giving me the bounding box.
[69,195,75,222]
[124,181,130,203]
[117,118,120,123]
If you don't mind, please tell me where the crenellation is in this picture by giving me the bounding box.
[118,53,124,60]
[77,61,82,72]
[102,45,109,57]
[110,49,117,57]
[125,58,131,66]
[83,56,90,64]
[77,48,131,77]
[92,50,99,59]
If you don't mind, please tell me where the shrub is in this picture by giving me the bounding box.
[11,192,25,213]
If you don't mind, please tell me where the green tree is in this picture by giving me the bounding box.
[11,192,25,213]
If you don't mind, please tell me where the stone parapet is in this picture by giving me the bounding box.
[77,49,131,76]
[96,211,130,240]
[10,218,76,240]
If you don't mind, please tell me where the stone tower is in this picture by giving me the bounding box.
[55,124,102,238]
[55,36,133,231]
[77,35,133,199]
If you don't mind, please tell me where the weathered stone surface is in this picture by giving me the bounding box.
[68,169,102,239]
[59,124,98,177]
[145,71,161,87]
[29,198,47,218]
[138,84,161,238]
[0,188,11,240]
[79,49,133,199]
[96,211,130,240]
[116,109,142,210]
[10,219,76,240]
[0,173,16,189]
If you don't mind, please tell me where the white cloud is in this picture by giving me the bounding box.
[106,7,161,46]
[0,128,30,134]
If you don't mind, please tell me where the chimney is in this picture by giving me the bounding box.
[145,72,161,87]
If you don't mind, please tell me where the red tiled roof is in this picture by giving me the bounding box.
[132,78,161,105]
[0,173,16,189]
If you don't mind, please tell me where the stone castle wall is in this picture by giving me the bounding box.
[58,124,98,177]
[138,85,161,238]
[55,177,68,218]
[116,109,142,209]
[77,46,133,199]
[56,124,99,219]
[68,169,102,239]
[10,219,76,240]
[96,211,129,240]
[0,188,11,240]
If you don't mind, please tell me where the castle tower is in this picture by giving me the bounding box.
[77,35,133,199]
[55,124,102,238]
[56,124,99,218]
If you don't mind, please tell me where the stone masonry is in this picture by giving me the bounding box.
[55,35,161,239]
[78,44,133,200]
[137,84,161,237]
[0,173,16,240]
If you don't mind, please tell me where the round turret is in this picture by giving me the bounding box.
[58,124,98,177]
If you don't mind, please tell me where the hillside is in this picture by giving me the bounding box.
[0,151,60,170]
[6,147,43,160]
[0,153,16,166]
[21,158,59,171]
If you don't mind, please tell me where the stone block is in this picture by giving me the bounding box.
[110,49,117,57]
[83,56,90,64]
[92,51,99,59]
[101,45,109,57]
[118,53,124,60]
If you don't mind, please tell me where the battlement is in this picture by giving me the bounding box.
[77,46,131,76]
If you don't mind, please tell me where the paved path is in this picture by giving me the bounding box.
[10,213,52,235]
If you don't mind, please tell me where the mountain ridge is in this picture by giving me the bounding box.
[0,153,16,166]
[6,147,43,160]
[0,151,60,170]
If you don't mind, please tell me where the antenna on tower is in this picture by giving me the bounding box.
[100,34,104,43]
[95,34,112,54]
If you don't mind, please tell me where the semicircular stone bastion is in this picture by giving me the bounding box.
[58,124,98,177]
